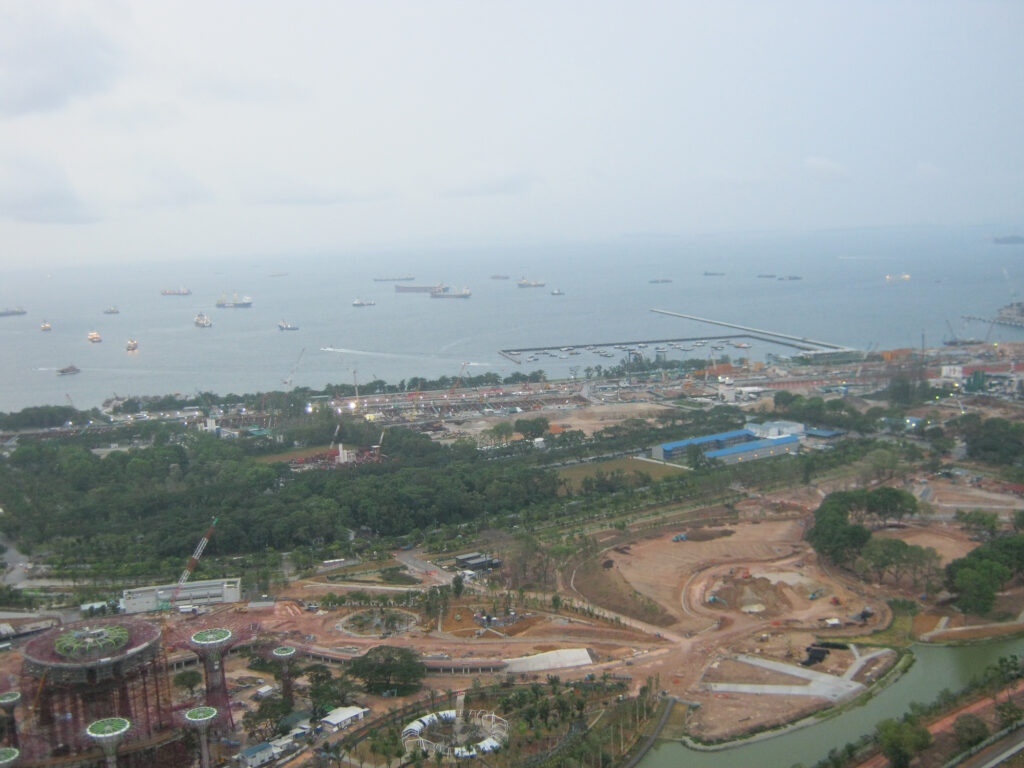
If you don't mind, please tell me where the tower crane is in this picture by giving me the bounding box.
[282,347,305,388]
[168,516,219,608]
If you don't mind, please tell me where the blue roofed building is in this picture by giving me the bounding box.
[239,742,275,768]
[653,425,803,465]
[652,429,755,461]
[704,434,800,465]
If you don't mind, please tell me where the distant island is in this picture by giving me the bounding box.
[993,235,1024,245]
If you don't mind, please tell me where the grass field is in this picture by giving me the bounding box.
[253,444,335,463]
[557,457,687,492]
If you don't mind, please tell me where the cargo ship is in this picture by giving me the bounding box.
[648,278,672,284]
[0,307,27,316]
[517,278,545,288]
[491,274,510,280]
[160,288,191,296]
[396,284,445,293]
[194,312,212,328]
[57,365,80,376]
[352,299,376,307]
[216,292,253,308]
[373,276,415,282]
[431,287,471,298]
[103,306,120,314]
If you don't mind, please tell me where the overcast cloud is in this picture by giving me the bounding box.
[0,0,1021,264]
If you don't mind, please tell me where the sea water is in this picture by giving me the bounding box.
[0,225,1019,413]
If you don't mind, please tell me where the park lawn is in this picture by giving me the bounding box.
[558,456,686,492]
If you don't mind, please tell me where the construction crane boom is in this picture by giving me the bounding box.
[169,516,218,606]
[448,362,469,395]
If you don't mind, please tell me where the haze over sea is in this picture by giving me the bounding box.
[1,226,1020,414]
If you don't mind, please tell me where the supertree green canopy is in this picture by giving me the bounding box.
[272,646,296,658]
[0,746,19,765]
[54,625,130,659]
[190,628,232,646]
[87,717,131,739]
[185,706,217,725]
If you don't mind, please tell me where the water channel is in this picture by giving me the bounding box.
[640,637,1024,768]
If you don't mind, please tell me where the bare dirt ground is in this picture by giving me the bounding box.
[920,477,1024,517]
[872,523,976,565]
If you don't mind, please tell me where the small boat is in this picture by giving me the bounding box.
[125,339,138,351]
[103,306,120,314]
[40,321,52,331]
[87,331,102,343]
[58,365,80,376]
[352,299,376,307]
[278,320,300,331]
[550,289,565,296]
[194,312,212,328]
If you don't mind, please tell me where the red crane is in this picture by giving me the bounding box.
[169,516,218,607]
[448,362,469,396]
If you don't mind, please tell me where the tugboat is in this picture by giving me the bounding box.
[125,339,138,351]
[103,306,120,315]
[278,320,299,330]
[40,321,52,331]
[87,331,102,343]
[58,365,80,376]
[194,312,212,328]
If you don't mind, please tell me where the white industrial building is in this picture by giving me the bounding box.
[746,420,805,439]
[120,577,242,614]
[321,706,369,732]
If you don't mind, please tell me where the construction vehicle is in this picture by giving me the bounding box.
[808,588,825,600]
[672,533,687,542]
[830,596,842,605]
[707,595,728,607]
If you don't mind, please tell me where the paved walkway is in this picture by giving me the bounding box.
[706,646,891,703]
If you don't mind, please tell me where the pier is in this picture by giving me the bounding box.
[498,312,853,365]
[499,334,824,365]
[649,309,850,350]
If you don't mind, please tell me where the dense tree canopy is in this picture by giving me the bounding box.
[347,645,425,694]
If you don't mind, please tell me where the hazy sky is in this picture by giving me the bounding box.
[1,1,1021,265]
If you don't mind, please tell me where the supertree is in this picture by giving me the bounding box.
[184,706,217,768]
[86,716,131,768]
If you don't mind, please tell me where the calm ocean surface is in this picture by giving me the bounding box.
[0,227,1020,413]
